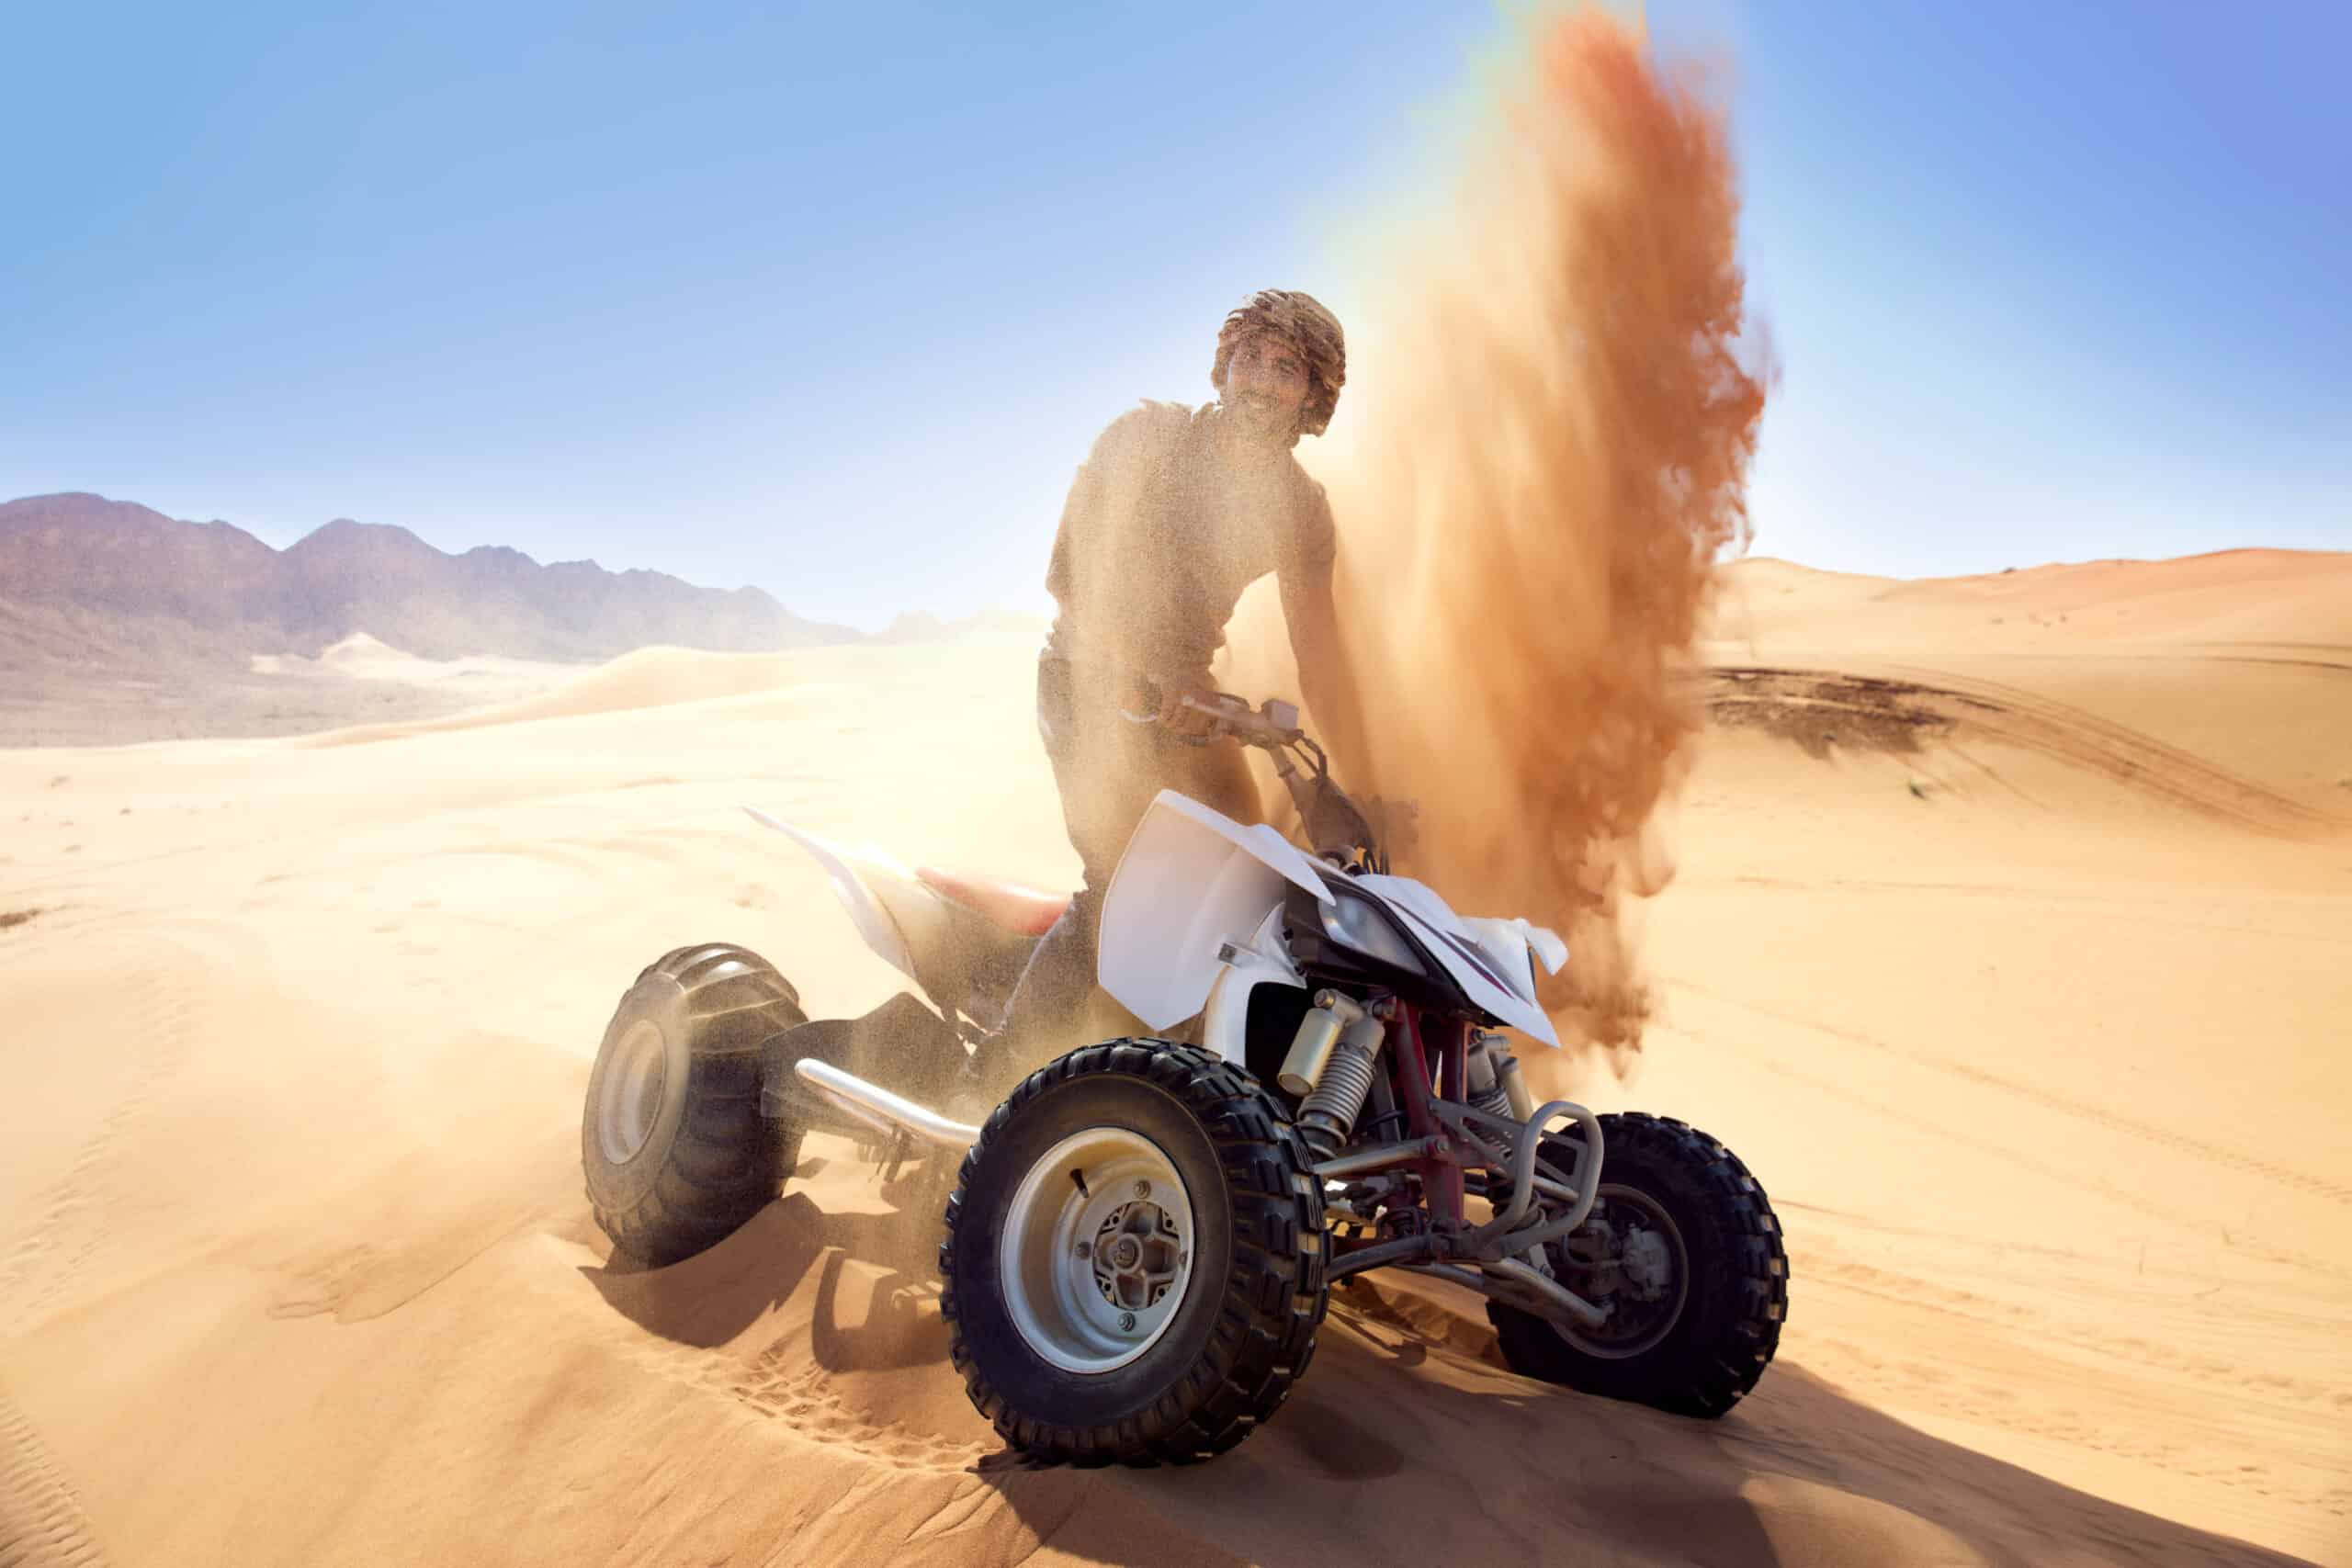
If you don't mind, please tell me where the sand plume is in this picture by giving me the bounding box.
[1241,6,1772,1063]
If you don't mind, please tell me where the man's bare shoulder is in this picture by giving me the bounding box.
[1085,400,1200,464]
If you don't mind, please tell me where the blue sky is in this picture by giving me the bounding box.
[4,1,2344,629]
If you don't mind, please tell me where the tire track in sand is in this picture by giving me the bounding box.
[1669,977,2352,1209]
[0,1389,109,1567]
[1707,662,2345,836]
[0,925,237,1568]
[616,1332,994,1474]
[1666,993,2352,1292]
[0,931,211,1326]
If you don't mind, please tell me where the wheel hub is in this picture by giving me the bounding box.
[1091,1200,1182,1311]
[1549,1186,1690,1359]
[999,1128,1198,1374]
[595,1020,668,1165]
[1620,1224,1674,1300]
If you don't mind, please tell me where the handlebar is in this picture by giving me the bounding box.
[1116,685,1303,749]
[1114,681,1392,872]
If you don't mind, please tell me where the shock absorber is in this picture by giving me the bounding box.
[1465,1032,1519,1123]
[1294,998,1387,1162]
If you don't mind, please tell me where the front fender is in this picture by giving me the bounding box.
[1098,790,1332,1032]
[1197,906,1306,1071]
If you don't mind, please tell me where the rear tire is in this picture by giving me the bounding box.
[1488,1111,1786,1417]
[582,943,807,1267]
[941,1039,1327,1464]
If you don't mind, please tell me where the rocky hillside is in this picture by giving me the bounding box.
[0,492,859,662]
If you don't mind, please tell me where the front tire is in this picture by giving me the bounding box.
[1488,1111,1786,1417]
[582,943,807,1267]
[941,1039,1327,1464]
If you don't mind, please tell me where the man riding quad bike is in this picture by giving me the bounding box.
[578,292,1788,1464]
[969,288,1376,1104]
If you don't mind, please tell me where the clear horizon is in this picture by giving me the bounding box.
[5,2,2345,632]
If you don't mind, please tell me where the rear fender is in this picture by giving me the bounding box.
[742,807,1035,1023]
[742,807,928,980]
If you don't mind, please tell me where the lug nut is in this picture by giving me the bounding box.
[1075,1240,1091,1259]
[1117,1311,1136,1331]
[1133,1180,1151,1199]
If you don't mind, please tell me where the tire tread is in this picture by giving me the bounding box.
[1488,1111,1787,1419]
[939,1038,1327,1465]
[587,943,806,1266]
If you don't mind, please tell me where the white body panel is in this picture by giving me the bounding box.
[1099,791,1566,1051]
[1352,875,1562,1048]
[742,807,920,980]
[1098,792,1331,1032]
[750,791,1571,1056]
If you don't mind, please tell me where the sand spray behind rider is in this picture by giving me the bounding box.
[1221,6,1772,1079]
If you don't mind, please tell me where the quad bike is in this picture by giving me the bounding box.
[582,691,1788,1463]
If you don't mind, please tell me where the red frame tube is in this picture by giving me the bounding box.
[1324,1001,1476,1270]
[1386,1003,1466,1245]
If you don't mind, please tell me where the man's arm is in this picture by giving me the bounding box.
[1277,490,1372,775]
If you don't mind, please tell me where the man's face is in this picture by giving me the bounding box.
[1221,330,1311,442]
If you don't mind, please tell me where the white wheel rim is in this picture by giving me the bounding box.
[596,1020,668,1165]
[999,1127,1197,1374]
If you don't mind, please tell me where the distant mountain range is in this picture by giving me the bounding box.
[0,491,879,663]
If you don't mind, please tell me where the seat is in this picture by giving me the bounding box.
[916,865,1070,937]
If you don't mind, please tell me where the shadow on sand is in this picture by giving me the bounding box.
[582,1156,955,1364]
[579,1179,2317,1568]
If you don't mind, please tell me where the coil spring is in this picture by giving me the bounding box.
[1296,1042,1378,1162]
[1469,1081,1515,1123]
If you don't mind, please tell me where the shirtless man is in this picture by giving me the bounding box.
[967,289,1370,1090]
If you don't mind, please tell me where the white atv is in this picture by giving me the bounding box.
[581,691,1787,1463]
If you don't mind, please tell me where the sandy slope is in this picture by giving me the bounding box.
[1,556,2347,1565]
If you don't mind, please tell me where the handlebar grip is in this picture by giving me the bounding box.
[1117,683,1268,742]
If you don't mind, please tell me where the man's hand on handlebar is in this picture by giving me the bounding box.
[1156,683,1226,740]
[1121,682,1298,748]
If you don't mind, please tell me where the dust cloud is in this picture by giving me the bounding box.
[1233,6,1771,1067]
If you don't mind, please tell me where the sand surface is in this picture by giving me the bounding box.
[2,554,2347,1565]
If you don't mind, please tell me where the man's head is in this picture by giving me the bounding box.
[1211,289,1346,445]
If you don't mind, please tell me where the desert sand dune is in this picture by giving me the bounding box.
[1712,552,2352,813]
[1,556,2347,1565]
[1721,548,2352,653]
